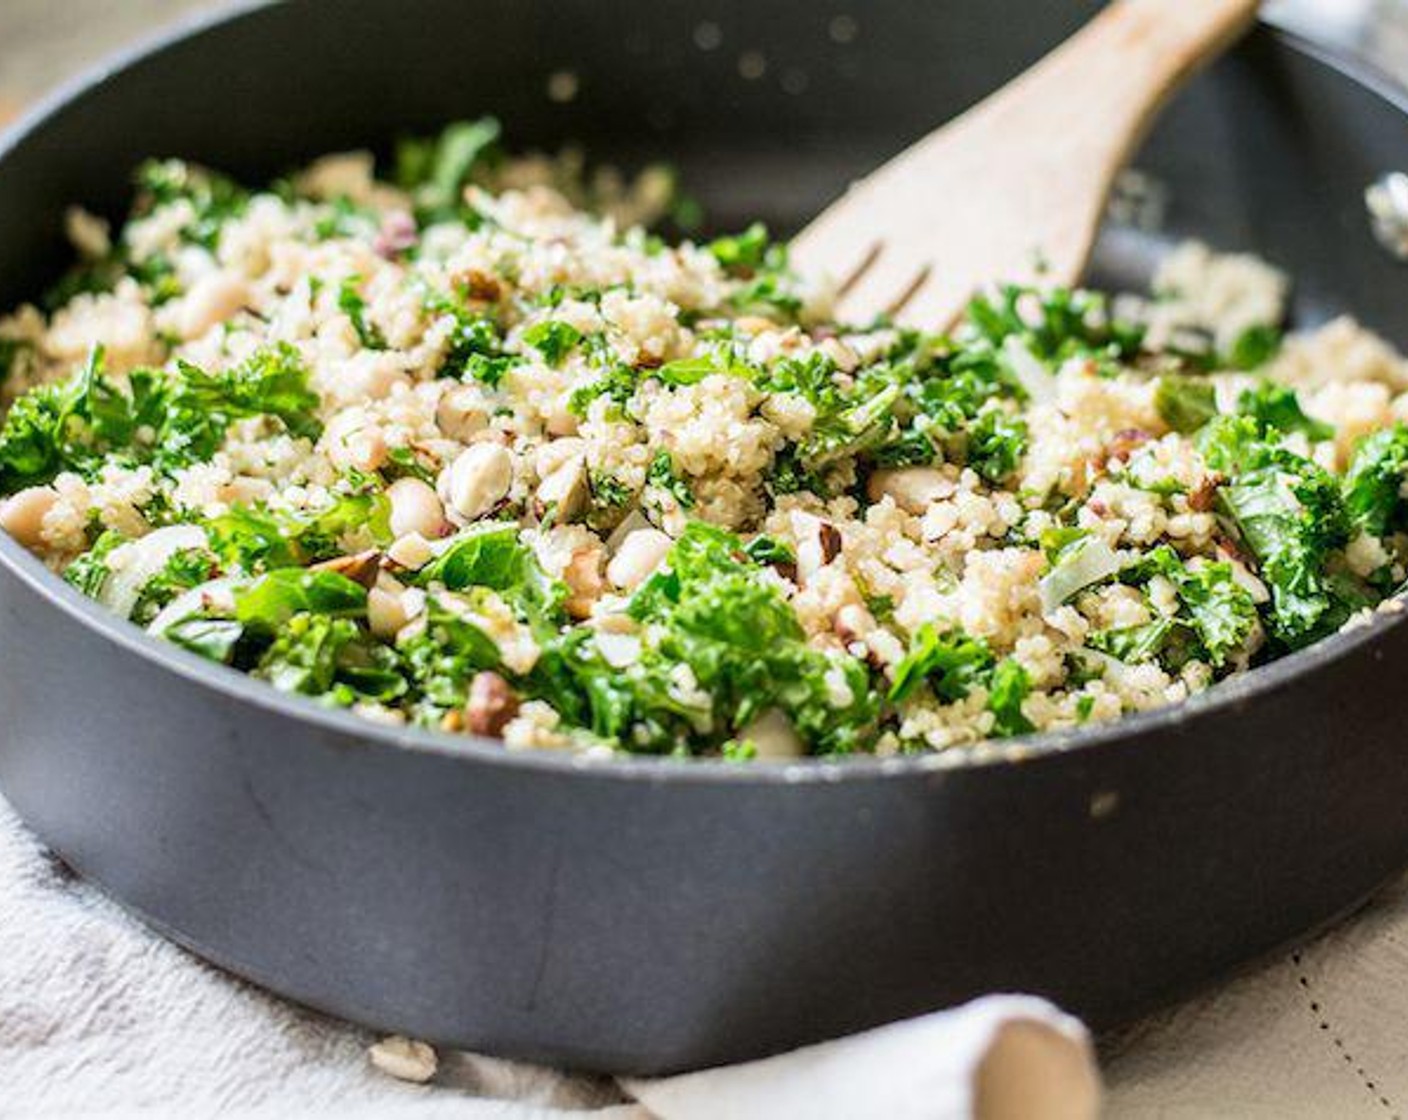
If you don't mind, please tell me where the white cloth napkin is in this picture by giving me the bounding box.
[0,795,1098,1119]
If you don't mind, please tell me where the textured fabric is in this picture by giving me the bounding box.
[1102,873,1408,1119]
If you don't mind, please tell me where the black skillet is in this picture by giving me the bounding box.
[2,0,1408,1076]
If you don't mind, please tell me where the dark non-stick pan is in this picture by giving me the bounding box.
[3,0,1408,1076]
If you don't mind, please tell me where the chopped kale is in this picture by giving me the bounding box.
[987,658,1035,737]
[1236,381,1331,441]
[394,117,501,225]
[645,449,695,509]
[1343,425,1408,538]
[889,625,994,704]
[338,276,387,349]
[522,319,584,366]
[1155,374,1218,434]
[133,158,250,251]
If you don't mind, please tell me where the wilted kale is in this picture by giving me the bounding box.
[888,625,993,704]
[397,595,506,714]
[1118,546,1259,668]
[338,276,387,349]
[1086,618,1190,666]
[527,523,876,755]
[62,529,127,598]
[423,285,515,386]
[1342,425,1408,539]
[887,623,1036,739]
[205,489,391,574]
[521,320,584,366]
[1199,416,1354,648]
[706,224,804,320]
[0,344,322,495]
[1236,381,1331,441]
[394,117,502,225]
[1154,375,1218,434]
[646,449,695,509]
[707,223,778,274]
[965,285,1144,366]
[415,524,566,629]
[134,159,250,251]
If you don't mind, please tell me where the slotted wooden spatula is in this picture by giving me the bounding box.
[790,0,1260,328]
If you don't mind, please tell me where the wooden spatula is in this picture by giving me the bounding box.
[790,0,1260,329]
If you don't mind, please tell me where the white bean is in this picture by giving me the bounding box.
[739,709,805,760]
[445,443,512,520]
[606,528,672,590]
[866,466,955,514]
[0,487,57,551]
[323,412,387,472]
[368,586,409,640]
[387,478,445,539]
[178,273,249,340]
[436,385,487,441]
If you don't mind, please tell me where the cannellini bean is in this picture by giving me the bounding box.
[368,586,409,640]
[387,478,446,539]
[445,443,512,520]
[534,437,585,477]
[178,273,249,340]
[739,708,805,760]
[866,466,955,514]
[544,397,580,437]
[436,385,488,441]
[0,486,57,551]
[323,412,387,472]
[606,528,672,590]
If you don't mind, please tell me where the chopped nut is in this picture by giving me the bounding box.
[792,511,843,584]
[386,532,436,571]
[368,1035,438,1083]
[465,671,519,738]
[454,267,503,303]
[1187,472,1224,512]
[1103,428,1154,467]
[310,550,381,588]
[563,546,606,619]
[373,210,418,258]
[436,385,488,441]
[536,455,590,520]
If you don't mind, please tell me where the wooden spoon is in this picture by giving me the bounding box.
[790,0,1260,328]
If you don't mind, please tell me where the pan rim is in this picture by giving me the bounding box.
[1,5,1405,785]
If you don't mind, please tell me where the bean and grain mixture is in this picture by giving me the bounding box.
[4,120,1408,760]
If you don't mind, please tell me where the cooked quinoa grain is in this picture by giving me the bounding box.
[4,120,1408,760]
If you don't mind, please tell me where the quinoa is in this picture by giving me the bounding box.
[3,118,1408,761]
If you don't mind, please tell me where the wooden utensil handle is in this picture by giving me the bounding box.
[983,0,1260,165]
[899,0,1260,192]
